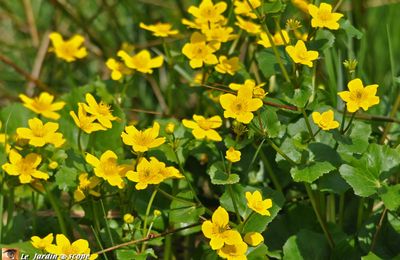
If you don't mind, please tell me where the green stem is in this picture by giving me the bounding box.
[356,197,364,230]
[228,184,242,224]
[91,198,101,235]
[77,129,84,155]
[343,112,356,134]
[44,184,69,236]
[157,187,196,205]
[305,184,335,249]
[327,193,336,224]
[265,137,297,166]
[240,211,255,232]
[100,199,115,249]
[338,192,345,228]
[259,149,283,193]
[301,108,315,140]
[141,188,158,252]
[339,105,347,133]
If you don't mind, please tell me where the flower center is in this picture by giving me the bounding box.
[197,119,213,130]
[32,98,51,112]
[318,11,331,21]
[98,102,112,116]
[60,43,76,58]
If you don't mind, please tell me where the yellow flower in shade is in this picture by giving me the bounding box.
[140,22,179,37]
[82,93,117,129]
[244,232,264,246]
[182,32,219,69]
[126,157,182,190]
[106,58,132,81]
[188,0,227,25]
[46,234,98,260]
[16,118,65,147]
[165,122,176,134]
[245,190,272,216]
[70,104,107,134]
[73,173,101,202]
[229,79,267,99]
[48,161,59,170]
[121,122,165,152]
[49,32,87,62]
[225,147,241,163]
[292,0,309,13]
[308,3,343,30]
[202,207,243,250]
[31,233,54,251]
[218,241,248,260]
[235,16,261,34]
[285,40,318,67]
[338,78,380,113]
[123,213,135,224]
[19,92,65,120]
[234,0,261,19]
[219,85,263,124]
[215,56,240,75]
[312,110,340,131]
[2,149,48,184]
[258,30,289,48]
[153,209,162,217]
[202,25,237,43]
[182,115,222,142]
[85,151,130,189]
[117,49,164,74]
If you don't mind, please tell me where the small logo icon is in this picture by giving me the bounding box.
[1,248,19,260]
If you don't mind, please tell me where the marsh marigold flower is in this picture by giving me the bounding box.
[218,241,248,260]
[123,213,135,224]
[308,3,343,30]
[121,122,165,152]
[225,147,241,163]
[258,31,289,48]
[229,79,267,99]
[202,25,237,43]
[215,56,240,75]
[106,58,132,81]
[73,173,101,202]
[86,151,130,189]
[49,32,87,62]
[126,157,182,190]
[220,85,263,124]
[19,92,65,120]
[202,207,243,250]
[244,232,264,246]
[312,110,339,131]
[46,234,97,260]
[165,122,176,134]
[188,0,227,25]
[235,16,261,34]
[70,104,107,134]
[292,0,309,13]
[118,49,163,74]
[183,115,222,141]
[246,190,272,216]
[2,149,49,184]
[82,93,117,129]
[140,22,179,37]
[338,78,380,113]
[234,0,261,19]
[285,40,318,67]
[17,118,65,147]
[31,233,53,251]
[182,32,219,69]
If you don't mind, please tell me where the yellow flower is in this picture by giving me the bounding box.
[235,16,261,34]
[121,122,165,152]
[245,190,272,216]
[140,22,179,37]
[229,79,267,99]
[31,233,54,251]
[312,110,340,131]
[219,85,263,124]
[82,93,117,129]
[202,207,243,250]
[188,0,227,25]
[49,32,87,62]
[218,241,248,260]
[46,234,98,260]
[234,0,261,19]
[73,173,101,202]
[225,147,241,163]
[16,118,65,147]
[86,151,130,189]
[202,25,237,43]
[292,0,309,13]
[117,49,164,74]
[106,58,132,81]
[126,157,182,190]
[182,32,219,69]
[182,115,222,142]
[48,161,59,170]
[285,40,318,67]
[244,232,264,246]
[308,3,343,30]
[165,122,176,134]
[19,92,65,120]
[153,209,162,217]
[123,213,135,224]
[70,103,107,134]
[257,31,289,48]
[2,149,48,184]
[338,78,380,113]
[215,56,240,75]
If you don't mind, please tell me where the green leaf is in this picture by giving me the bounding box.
[208,162,240,185]
[247,244,269,259]
[340,19,363,39]
[250,107,282,138]
[0,103,34,134]
[284,85,312,108]
[262,0,284,14]
[378,184,400,211]
[283,230,330,260]
[55,166,79,191]
[291,161,336,183]
[335,121,371,155]
[256,49,286,78]
[0,241,41,256]
[361,252,381,260]
[219,184,248,217]
[318,172,350,194]
[116,248,157,259]
[339,164,379,197]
